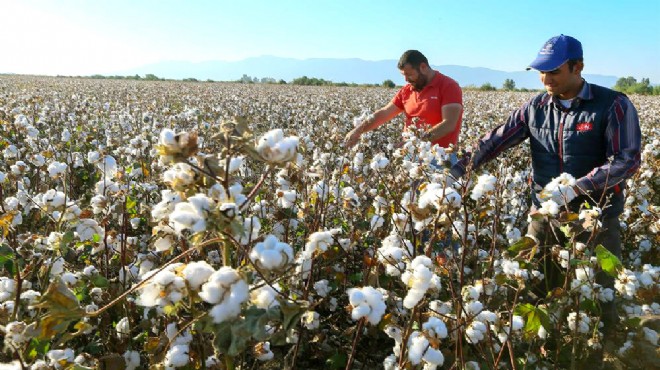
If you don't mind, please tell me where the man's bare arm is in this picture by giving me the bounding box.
[424,103,463,142]
[344,102,402,148]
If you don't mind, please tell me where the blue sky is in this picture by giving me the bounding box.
[2,0,659,82]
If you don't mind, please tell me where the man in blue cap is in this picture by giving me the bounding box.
[450,35,641,335]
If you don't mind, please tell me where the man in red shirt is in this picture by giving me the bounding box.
[344,50,463,149]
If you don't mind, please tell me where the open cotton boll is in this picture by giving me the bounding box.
[418,183,462,209]
[116,317,130,338]
[303,229,340,258]
[256,129,299,164]
[76,219,104,242]
[169,202,207,236]
[96,155,118,178]
[470,174,497,200]
[123,350,140,370]
[402,256,436,309]
[199,267,249,323]
[540,173,577,204]
[47,161,68,178]
[346,286,387,325]
[250,283,281,309]
[254,342,274,361]
[538,200,560,216]
[422,316,448,339]
[164,344,189,367]
[182,261,215,291]
[249,235,294,270]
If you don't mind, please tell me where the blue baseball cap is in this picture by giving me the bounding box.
[527,34,583,72]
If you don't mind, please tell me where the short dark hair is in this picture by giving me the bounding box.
[567,58,583,72]
[398,50,429,70]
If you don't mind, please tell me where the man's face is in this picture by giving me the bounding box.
[400,63,429,91]
[540,61,583,97]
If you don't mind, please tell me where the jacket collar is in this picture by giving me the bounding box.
[545,79,592,107]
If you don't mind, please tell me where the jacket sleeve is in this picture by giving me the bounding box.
[575,95,642,192]
[451,101,531,178]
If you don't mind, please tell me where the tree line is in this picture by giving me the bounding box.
[81,74,658,94]
[613,76,660,95]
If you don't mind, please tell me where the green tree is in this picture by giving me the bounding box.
[382,79,396,88]
[502,78,516,91]
[479,82,497,91]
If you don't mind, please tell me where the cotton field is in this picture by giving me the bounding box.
[0,75,657,369]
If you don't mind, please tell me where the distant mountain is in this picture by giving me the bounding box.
[112,56,619,89]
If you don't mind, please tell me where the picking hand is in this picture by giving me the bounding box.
[344,128,362,148]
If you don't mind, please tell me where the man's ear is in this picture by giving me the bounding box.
[574,61,584,74]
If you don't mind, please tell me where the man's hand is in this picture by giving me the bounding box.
[344,127,363,148]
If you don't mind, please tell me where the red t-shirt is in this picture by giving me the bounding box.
[392,71,463,148]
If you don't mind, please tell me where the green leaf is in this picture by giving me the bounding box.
[92,233,102,243]
[569,258,589,267]
[25,338,50,360]
[91,275,109,288]
[580,299,600,315]
[126,196,138,213]
[514,303,550,339]
[60,230,75,252]
[507,236,537,255]
[595,245,622,277]
[326,352,348,369]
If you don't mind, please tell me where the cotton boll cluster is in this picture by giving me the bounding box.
[302,228,340,259]
[370,153,390,171]
[135,264,187,309]
[47,349,75,369]
[401,256,440,309]
[539,173,577,205]
[567,312,591,334]
[347,286,387,325]
[418,183,462,210]
[199,267,249,323]
[168,193,213,236]
[470,174,497,201]
[579,207,602,230]
[615,269,640,299]
[377,233,413,276]
[537,200,560,216]
[256,129,299,164]
[163,322,193,368]
[157,128,198,164]
[407,331,444,368]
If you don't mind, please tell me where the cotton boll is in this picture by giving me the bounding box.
[116,317,130,338]
[123,350,140,370]
[164,344,189,367]
[182,261,215,291]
